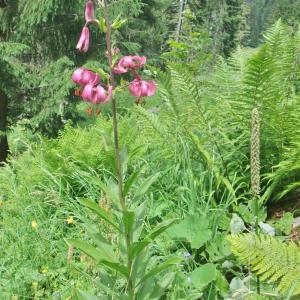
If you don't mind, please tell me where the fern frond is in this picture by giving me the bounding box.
[133,105,166,141]
[227,233,300,296]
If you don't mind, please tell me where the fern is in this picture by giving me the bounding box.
[262,142,300,202]
[227,233,300,296]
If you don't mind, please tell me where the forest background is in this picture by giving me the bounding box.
[1,0,300,299]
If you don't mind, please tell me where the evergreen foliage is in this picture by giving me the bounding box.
[188,0,244,57]
[247,0,300,47]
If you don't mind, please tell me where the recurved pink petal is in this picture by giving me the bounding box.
[94,85,113,103]
[71,67,85,84]
[82,70,100,85]
[113,63,128,74]
[72,68,100,85]
[147,80,157,96]
[82,84,94,102]
[123,56,134,68]
[139,80,149,97]
[105,85,113,102]
[129,80,142,98]
[93,85,106,104]
[131,55,146,68]
[82,84,113,104]
[114,55,147,74]
[129,78,157,99]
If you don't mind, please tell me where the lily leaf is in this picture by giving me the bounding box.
[137,256,181,286]
[147,218,177,240]
[133,173,160,201]
[129,239,151,260]
[79,198,119,231]
[67,239,115,262]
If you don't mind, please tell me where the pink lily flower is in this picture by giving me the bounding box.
[72,68,100,86]
[129,78,157,99]
[82,84,113,104]
[114,55,147,74]
[85,0,95,23]
[76,26,90,52]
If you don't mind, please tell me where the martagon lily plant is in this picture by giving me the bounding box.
[67,1,180,299]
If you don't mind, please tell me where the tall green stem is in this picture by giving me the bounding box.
[103,2,124,210]
[103,1,134,298]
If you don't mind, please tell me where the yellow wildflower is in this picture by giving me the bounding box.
[67,216,75,225]
[0,200,3,207]
[31,220,38,229]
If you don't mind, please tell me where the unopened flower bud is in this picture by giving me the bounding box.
[85,0,95,23]
[76,26,90,52]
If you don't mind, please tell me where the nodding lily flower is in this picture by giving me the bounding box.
[85,0,95,23]
[76,26,90,52]
[114,55,146,74]
[82,84,113,104]
[72,68,100,86]
[129,78,157,99]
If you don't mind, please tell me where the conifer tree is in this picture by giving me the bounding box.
[188,0,244,57]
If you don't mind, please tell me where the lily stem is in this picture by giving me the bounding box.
[103,1,134,298]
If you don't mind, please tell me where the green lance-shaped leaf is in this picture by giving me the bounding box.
[83,225,118,262]
[147,218,177,240]
[79,198,119,231]
[100,261,129,278]
[67,239,128,278]
[98,180,120,206]
[137,273,176,300]
[133,173,160,202]
[129,219,177,259]
[124,170,141,196]
[129,239,151,260]
[67,239,114,263]
[137,256,182,286]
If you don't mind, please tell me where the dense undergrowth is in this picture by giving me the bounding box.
[1,21,300,299]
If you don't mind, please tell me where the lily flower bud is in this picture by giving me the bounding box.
[76,26,90,52]
[85,0,95,23]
